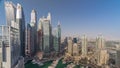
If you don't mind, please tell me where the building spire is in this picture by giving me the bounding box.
[47,12,51,20]
[31,9,36,23]
[47,12,51,24]
[16,3,22,19]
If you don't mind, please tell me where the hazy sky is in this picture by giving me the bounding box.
[0,0,120,40]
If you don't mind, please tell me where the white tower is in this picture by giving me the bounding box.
[31,9,36,23]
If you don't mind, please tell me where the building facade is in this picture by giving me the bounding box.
[0,24,24,68]
[97,49,109,66]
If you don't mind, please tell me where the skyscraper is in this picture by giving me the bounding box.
[43,19,51,53]
[25,10,37,57]
[39,13,52,53]
[31,10,37,53]
[73,43,79,56]
[57,22,61,52]
[53,28,59,52]
[5,1,16,26]
[96,35,107,66]
[25,23,35,57]
[16,3,25,57]
[96,35,105,49]
[97,49,109,66]
[0,25,10,68]
[81,35,87,56]
[53,22,61,52]
[0,22,24,68]
[67,37,73,56]
[37,18,43,51]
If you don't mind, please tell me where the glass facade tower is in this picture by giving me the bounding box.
[16,3,25,57]
[5,1,16,26]
[42,19,51,53]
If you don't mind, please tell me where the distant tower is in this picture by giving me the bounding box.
[81,35,87,56]
[57,21,61,52]
[96,35,105,49]
[26,23,34,57]
[5,1,16,26]
[16,3,25,57]
[31,9,37,52]
[39,13,52,53]
[96,35,107,66]
[73,43,79,56]
[43,19,51,53]
[30,9,37,31]
[53,22,61,52]
[25,9,37,57]
[37,18,43,51]
[67,37,73,55]
[31,9,37,23]
[53,28,59,52]
[73,37,77,43]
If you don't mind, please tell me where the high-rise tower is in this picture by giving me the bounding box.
[25,9,37,57]
[81,35,87,56]
[53,28,59,52]
[96,35,105,49]
[16,3,25,57]
[67,37,73,55]
[5,1,16,26]
[73,43,79,56]
[57,22,61,52]
[37,18,43,51]
[0,22,24,68]
[30,9,37,53]
[39,13,52,53]
[53,22,61,52]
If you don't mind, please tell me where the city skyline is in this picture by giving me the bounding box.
[1,0,120,40]
[0,1,120,68]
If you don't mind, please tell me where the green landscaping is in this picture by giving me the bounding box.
[25,59,83,68]
[25,60,52,68]
[56,59,67,68]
